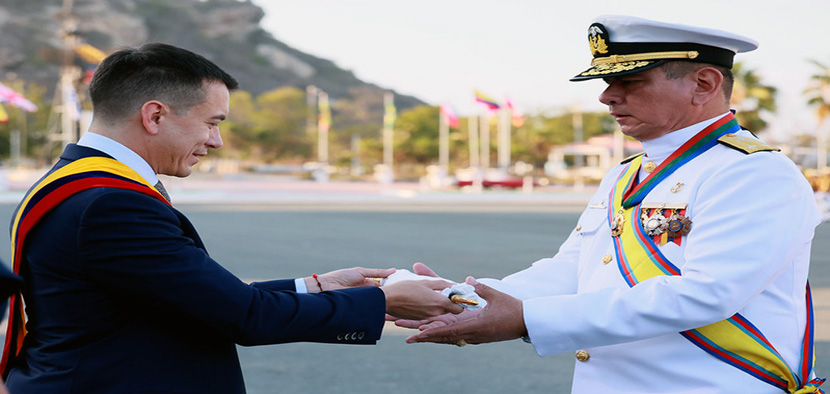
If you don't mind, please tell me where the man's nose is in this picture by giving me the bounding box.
[207,128,223,149]
[599,85,620,106]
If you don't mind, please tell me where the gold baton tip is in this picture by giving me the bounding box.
[450,294,478,305]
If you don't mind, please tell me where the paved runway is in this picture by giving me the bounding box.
[0,178,828,393]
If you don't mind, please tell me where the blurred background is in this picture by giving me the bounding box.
[1,0,830,190]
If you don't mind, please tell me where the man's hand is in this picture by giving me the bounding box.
[307,267,395,292]
[411,262,439,277]
[393,308,481,341]
[407,278,527,345]
[381,280,464,320]
[387,262,479,329]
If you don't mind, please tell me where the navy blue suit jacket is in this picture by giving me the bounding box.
[5,144,386,393]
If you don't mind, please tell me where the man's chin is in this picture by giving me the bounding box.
[160,168,192,178]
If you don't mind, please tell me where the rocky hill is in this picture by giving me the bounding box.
[0,0,423,118]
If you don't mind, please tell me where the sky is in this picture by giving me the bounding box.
[251,0,830,142]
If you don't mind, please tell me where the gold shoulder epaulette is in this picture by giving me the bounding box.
[621,152,644,164]
[717,134,780,154]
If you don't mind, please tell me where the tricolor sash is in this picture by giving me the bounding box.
[0,156,170,378]
[608,114,824,393]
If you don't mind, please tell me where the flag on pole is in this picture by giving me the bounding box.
[504,96,525,127]
[0,104,8,123]
[317,91,331,132]
[440,104,459,128]
[474,90,500,111]
[383,93,396,130]
[0,82,37,112]
[75,43,107,64]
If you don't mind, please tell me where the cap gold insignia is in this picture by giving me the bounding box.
[588,25,608,56]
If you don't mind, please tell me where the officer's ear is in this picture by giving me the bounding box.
[690,67,724,106]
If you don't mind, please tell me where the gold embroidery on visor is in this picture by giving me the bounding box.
[578,61,652,77]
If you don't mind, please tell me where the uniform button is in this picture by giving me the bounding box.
[643,161,656,172]
[336,333,344,341]
[602,255,613,264]
[575,225,582,231]
[575,350,590,362]
[358,332,365,340]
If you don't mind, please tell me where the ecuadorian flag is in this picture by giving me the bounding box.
[474,90,500,111]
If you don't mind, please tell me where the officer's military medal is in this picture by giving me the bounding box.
[610,209,625,237]
[639,203,692,244]
[666,213,692,238]
[640,210,668,236]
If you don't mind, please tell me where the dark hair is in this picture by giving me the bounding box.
[89,43,239,122]
[660,60,734,102]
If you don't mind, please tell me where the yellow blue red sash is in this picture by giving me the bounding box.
[0,157,169,378]
[608,113,824,393]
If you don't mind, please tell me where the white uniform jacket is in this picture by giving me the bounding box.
[483,115,822,393]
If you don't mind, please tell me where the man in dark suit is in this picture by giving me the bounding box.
[1,43,462,393]
[0,262,21,394]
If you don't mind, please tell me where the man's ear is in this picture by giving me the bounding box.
[140,101,168,135]
[691,67,724,106]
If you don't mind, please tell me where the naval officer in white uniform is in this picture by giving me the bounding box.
[399,15,825,393]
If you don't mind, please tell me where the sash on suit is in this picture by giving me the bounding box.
[1,156,169,378]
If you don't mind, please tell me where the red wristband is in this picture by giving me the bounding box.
[312,274,324,292]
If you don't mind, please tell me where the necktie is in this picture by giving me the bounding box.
[154,180,171,202]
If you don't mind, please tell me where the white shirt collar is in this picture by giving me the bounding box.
[640,112,731,165]
[76,132,159,185]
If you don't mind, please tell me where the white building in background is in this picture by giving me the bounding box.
[545,134,642,183]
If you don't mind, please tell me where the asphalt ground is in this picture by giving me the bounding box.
[0,184,828,393]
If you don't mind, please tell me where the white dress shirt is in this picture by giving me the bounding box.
[77,132,159,186]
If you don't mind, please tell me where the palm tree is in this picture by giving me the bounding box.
[804,59,830,169]
[730,62,777,133]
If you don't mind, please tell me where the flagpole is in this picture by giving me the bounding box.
[306,85,318,144]
[381,92,395,183]
[480,113,490,170]
[439,111,449,170]
[351,134,362,176]
[498,106,510,171]
[317,91,329,165]
[468,115,479,169]
[59,0,80,146]
[573,103,584,168]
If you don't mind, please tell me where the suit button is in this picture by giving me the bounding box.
[575,225,582,231]
[336,333,344,341]
[602,255,613,264]
[575,350,590,362]
[358,332,365,340]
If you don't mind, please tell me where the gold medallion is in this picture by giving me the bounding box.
[610,209,625,237]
